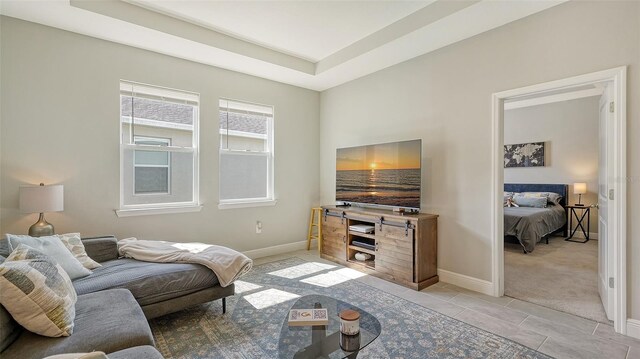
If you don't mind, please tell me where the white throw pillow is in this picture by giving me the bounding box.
[6,234,91,280]
[0,244,77,337]
[57,233,101,270]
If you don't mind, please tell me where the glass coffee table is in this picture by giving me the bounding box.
[278,295,381,359]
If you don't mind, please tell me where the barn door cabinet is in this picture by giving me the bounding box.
[320,206,438,290]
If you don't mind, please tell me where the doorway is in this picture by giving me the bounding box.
[490,67,627,333]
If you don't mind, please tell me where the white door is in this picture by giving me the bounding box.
[598,84,614,320]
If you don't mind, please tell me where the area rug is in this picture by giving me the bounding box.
[150,257,550,358]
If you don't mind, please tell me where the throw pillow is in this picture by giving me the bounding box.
[6,234,91,280]
[57,233,101,270]
[0,244,77,337]
[503,192,514,207]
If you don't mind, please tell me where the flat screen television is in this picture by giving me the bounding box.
[336,139,421,210]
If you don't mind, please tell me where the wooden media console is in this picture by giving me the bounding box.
[320,206,438,291]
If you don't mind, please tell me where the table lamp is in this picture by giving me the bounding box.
[573,182,587,206]
[19,183,64,237]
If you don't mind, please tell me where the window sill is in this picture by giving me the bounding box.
[115,205,203,217]
[218,199,277,210]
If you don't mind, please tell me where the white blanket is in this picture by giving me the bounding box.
[117,238,252,287]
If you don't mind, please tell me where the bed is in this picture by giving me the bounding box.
[504,183,568,253]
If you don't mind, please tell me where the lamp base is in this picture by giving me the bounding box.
[28,213,55,237]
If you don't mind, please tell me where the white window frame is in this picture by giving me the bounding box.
[133,136,171,196]
[218,98,276,209]
[116,80,201,217]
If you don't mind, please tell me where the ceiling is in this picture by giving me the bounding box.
[130,0,432,62]
[0,0,567,91]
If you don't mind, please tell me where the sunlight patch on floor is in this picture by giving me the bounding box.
[300,268,366,288]
[234,280,263,294]
[267,262,336,279]
[242,288,300,309]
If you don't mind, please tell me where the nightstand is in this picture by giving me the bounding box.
[565,205,591,243]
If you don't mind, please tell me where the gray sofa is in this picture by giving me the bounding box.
[0,235,235,358]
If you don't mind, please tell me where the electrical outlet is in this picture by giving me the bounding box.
[256,221,262,234]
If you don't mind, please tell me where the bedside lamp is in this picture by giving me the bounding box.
[19,183,64,237]
[573,182,587,206]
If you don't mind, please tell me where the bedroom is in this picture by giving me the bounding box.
[501,87,607,323]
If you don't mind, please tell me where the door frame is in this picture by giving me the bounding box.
[490,66,627,333]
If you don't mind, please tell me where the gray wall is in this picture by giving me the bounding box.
[505,96,600,234]
[0,16,320,252]
[319,1,639,318]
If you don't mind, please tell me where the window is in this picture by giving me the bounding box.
[219,99,274,207]
[119,81,200,215]
[134,136,170,194]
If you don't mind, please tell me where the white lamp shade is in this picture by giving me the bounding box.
[19,184,64,213]
[573,182,587,195]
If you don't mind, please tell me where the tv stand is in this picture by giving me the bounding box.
[320,206,438,291]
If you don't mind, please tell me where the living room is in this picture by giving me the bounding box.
[1,1,639,358]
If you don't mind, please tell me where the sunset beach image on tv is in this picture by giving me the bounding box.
[336,139,421,209]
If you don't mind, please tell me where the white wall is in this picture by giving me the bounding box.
[504,96,600,234]
[319,1,640,319]
[0,16,320,252]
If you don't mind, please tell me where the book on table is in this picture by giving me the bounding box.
[288,308,329,326]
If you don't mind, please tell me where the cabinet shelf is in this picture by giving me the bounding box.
[348,231,377,240]
[347,258,375,269]
[348,244,376,255]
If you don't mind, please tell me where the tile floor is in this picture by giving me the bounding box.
[252,249,640,359]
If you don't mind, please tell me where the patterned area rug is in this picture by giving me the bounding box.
[149,257,550,358]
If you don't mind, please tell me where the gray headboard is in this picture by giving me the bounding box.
[504,183,569,207]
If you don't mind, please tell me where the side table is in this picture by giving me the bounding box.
[565,205,591,243]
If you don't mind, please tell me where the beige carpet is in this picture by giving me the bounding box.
[504,237,611,324]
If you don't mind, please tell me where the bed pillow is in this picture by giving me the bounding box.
[6,234,91,280]
[57,233,101,270]
[519,191,563,205]
[513,194,547,208]
[0,244,77,337]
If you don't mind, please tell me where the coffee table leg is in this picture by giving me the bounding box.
[311,325,327,344]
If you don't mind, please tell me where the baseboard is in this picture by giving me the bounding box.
[242,240,310,259]
[437,269,494,296]
[627,319,640,339]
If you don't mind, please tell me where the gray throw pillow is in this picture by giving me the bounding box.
[0,244,77,337]
[513,195,547,208]
[6,234,91,280]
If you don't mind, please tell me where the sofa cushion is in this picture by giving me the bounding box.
[0,244,77,337]
[1,289,154,359]
[80,236,118,263]
[72,259,219,306]
[0,239,10,258]
[0,305,21,353]
[108,345,164,359]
